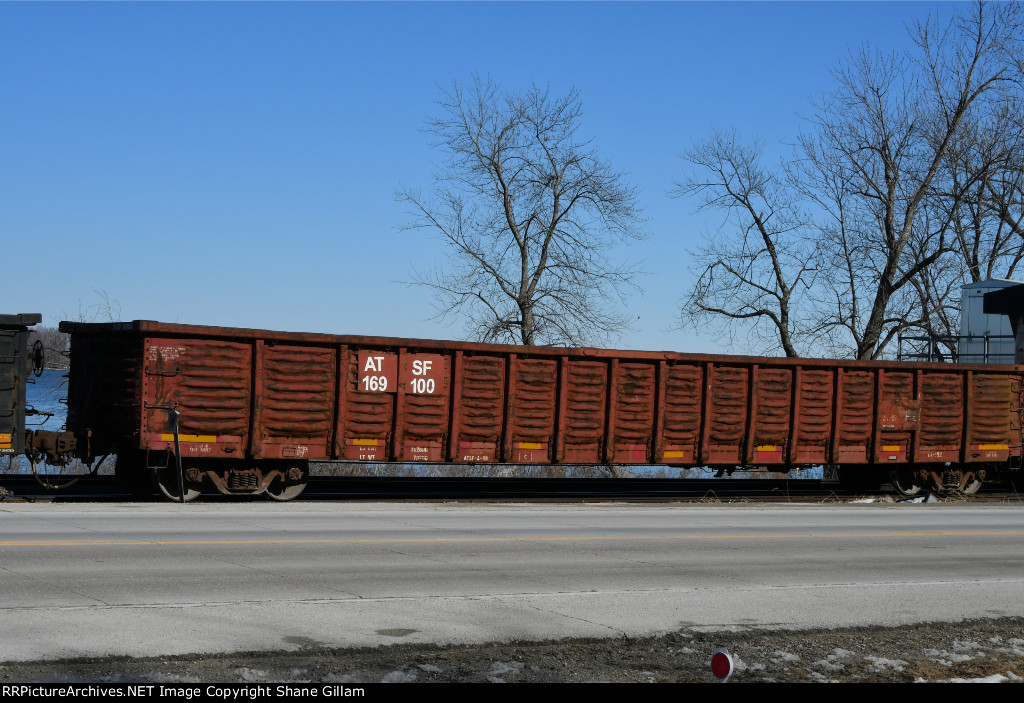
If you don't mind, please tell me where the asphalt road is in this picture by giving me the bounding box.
[0,501,1022,662]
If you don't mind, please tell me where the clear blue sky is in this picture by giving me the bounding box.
[1,1,953,353]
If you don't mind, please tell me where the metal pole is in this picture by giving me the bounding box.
[171,409,185,504]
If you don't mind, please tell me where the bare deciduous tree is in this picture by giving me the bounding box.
[807,2,1024,359]
[398,77,645,347]
[672,130,815,357]
[677,1,1024,360]
[64,289,122,325]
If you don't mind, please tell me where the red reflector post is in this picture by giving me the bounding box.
[710,648,734,682]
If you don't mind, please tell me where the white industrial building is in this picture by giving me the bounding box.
[958,280,1021,364]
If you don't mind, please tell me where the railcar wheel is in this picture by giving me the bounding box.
[154,463,203,502]
[961,477,983,495]
[958,468,984,495]
[888,469,925,497]
[265,464,309,502]
[30,455,107,491]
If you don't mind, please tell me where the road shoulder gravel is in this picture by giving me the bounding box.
[2,617,1022,683]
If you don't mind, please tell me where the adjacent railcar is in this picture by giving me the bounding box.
[0,314,42,458]
[56,319,1024,501]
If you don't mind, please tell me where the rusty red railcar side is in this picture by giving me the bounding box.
[59,320,1024,500]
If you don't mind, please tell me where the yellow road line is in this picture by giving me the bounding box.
[2,530,1023,547]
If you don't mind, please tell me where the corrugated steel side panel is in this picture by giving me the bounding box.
[836,370,873,462]
[661,363,702,464]
[751,367,791,463]
[706,365,748,464]
[253,343,335,459]
[396,352,449,462]
[142,338,251,457]
[562,360,607,462]
[875,370,913,463]
[918,372,962,461]
[508,358,557,462]
[339,347,393,461]
[59,320,1024,470]
[965,372,1016,462]
[611,362,655,463]
[793,368,833,464]
[453,354,504,462]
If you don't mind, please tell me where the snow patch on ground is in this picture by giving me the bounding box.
[924,647,976,665]
[953,640,984,652]
[487,661,525,683]
[947,674,1010,683]
[809,671,841,683]
[147,673,202,683]
[380,669,417,683]
[866,656,908,672]
[730,654,764,672]
[233,668,269,682]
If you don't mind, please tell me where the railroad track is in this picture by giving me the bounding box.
[0,474,1018,503]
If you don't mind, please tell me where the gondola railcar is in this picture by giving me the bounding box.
[19,315,1018,501]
